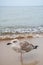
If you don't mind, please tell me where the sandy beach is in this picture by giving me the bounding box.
[0,36,43,65]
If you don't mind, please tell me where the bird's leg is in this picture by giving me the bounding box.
[20,52,23,65]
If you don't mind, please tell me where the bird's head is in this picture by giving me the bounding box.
[7,39,19,45]
[7,43,12,45]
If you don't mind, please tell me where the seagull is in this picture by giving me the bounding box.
[7,39,38,65]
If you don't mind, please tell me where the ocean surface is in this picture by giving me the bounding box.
[0,6,43,34]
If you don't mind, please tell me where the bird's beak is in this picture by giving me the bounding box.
[7,43,12,45]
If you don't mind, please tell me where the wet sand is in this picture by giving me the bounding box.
[0,38,43,65]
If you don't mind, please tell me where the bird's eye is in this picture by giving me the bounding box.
[13,41,17,43]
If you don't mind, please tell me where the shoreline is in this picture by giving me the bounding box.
[0,33,43,41]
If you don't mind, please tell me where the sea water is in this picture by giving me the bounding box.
[0,6,43,34]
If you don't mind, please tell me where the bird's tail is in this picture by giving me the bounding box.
[34,45,38,49]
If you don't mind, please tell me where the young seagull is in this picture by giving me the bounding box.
[7,39,38,65]
[7,39,38,53]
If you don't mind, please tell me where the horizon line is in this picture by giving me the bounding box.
[0,5,43,7]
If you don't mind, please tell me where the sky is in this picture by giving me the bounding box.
[0,0,43,6]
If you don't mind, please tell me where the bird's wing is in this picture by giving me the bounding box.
[20,41,29,49]
[20,41,34,52]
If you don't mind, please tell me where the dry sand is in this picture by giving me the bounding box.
[0,37,43,65]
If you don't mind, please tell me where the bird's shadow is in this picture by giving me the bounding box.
[20,53,39,65]
[21,60,39,65]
